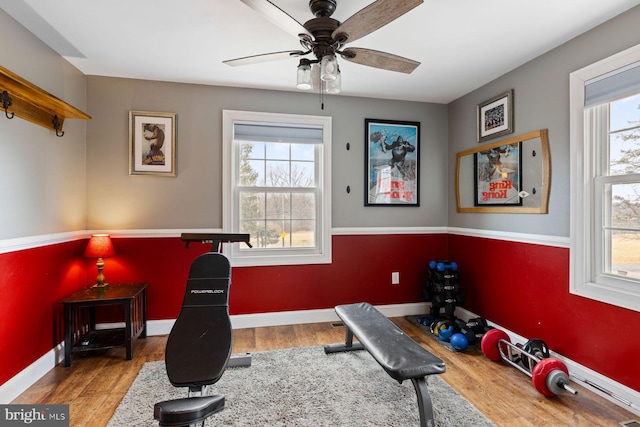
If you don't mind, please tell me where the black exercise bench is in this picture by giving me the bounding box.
[324,302,446,427]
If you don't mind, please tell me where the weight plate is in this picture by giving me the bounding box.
[521,339,550,370]
[480,328,510,361]
[531,358,569,396]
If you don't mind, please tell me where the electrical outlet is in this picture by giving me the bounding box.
[392,272,400,285]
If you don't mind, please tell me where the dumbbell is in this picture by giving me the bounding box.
[430,320,470,351]
[430,320,454,340]
[467,317,490,333]
[454,318,491,345]
[481,329,577,397]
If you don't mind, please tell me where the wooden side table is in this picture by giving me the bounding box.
[59,282,148,367]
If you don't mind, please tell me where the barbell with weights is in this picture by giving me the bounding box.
[481,329,577,397]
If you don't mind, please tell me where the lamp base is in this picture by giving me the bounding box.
[91,283,110,291]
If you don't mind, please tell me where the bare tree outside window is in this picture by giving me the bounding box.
[608,94,640,278]
[238,142,317,249]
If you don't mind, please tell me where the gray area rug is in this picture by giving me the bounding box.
[109,346,494,426]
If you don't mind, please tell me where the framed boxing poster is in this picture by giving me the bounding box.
[365,118,420,206]
[129,110,176,176]
[477,89,514,143]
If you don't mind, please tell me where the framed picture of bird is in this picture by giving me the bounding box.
[365,118,420,206]
[129,110,176,176]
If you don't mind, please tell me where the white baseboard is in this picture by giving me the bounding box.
[0,343,65,404]
[148,302,431,335]
[3,303,639,418]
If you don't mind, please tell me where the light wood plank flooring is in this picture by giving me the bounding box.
[11,318,638,426]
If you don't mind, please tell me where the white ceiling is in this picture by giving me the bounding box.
[1,0,639,104]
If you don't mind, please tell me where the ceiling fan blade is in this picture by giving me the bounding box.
[241,0,310,38]
[332,0,423,44]
[340,48,420,74]
[224,50,307,66]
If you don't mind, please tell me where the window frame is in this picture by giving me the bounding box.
[569,43,640,312]
[222,110,332,267]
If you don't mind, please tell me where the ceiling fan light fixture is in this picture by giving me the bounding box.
[296,60,313,90]
[320,55,338,81]
[325,68,341,94]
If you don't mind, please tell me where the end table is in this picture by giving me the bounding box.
[59,282,148,367]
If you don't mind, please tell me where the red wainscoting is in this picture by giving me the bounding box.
[0,240,87,386]
[3,233,638,394]
[448,234,640,392]
[105,234,449,318]
[0,233,447,389]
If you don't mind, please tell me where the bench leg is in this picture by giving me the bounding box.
[411,377,436,427]
[323,327,365,354]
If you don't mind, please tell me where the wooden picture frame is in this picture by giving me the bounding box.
[129,111,176,176]
[477,89,513,142]
[473,141,523,206]
[365,118,420,206]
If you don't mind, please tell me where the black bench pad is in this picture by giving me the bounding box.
[331,302,445,382]
[154,395,224,426]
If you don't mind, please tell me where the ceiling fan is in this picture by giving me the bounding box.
[224,0,423,95]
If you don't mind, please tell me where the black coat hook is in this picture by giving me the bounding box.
[52,115,64,137]
[346,142,350,150]
[1,90,15,119]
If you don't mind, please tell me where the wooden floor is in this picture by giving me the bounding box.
[12,318,637,426]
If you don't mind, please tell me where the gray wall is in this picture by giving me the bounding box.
[0,10,87,240]
[6,3,640,239]
[448,4,640,237]
[86,78,448,230]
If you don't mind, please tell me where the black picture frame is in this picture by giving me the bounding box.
[473,142,523,206]
[365,118,420,206]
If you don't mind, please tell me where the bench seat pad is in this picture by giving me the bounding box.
[154,395,224,426]
[335,302,446,382]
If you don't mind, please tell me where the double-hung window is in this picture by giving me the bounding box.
[570,44,640,311]
[222,110,332,267]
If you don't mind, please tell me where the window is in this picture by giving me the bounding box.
[570,44,640,311]
[222,110,332,266]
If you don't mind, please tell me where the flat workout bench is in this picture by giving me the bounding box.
[324,302,446,427]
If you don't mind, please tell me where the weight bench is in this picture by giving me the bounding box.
[154,252,233,426]
[324,302,446,427]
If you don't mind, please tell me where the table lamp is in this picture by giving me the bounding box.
[84,234,115,290]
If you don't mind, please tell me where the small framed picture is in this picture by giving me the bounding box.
[129,111,176,176]
[477,89,513,142]
[365,118,420,206]
[474,142,522,206]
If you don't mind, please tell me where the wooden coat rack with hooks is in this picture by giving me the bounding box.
[0,65,91,136]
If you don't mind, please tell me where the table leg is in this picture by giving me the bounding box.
[141,288,147,339]
[124,301,133,360]
[64,304,72,367]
